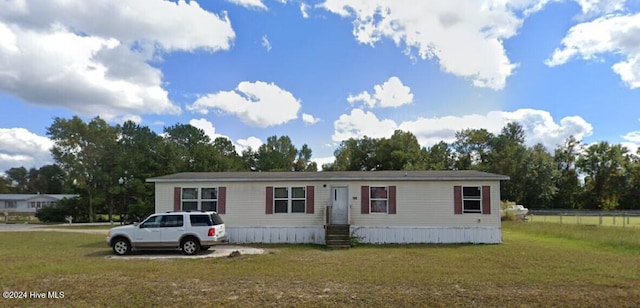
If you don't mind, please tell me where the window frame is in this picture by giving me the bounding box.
[462,186,482,214]
[181,187,219,212]
[369,186,389,214]
[273,186,307,214]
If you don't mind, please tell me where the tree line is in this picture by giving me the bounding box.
[2,116,639,222]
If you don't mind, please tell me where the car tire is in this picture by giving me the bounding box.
[112,238,131,256]
[181,237,200,255]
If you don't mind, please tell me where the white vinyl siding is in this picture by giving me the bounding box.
[153,179,502,243]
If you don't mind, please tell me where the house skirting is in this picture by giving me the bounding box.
[226,226,501,245]
[227,227,326,245]
[351,226,502,244]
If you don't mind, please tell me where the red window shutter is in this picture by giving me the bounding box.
[218,187,226,214]
[388,186,396,214]
[173,187,181,211]
[482,185,491,215]
[306,185,314,214]
[361,186,370,214]
[265,186,273,214]
[453,186,462,215]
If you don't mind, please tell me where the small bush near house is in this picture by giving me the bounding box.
[36,197,86,223]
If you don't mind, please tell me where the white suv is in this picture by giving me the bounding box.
[107,211,227,256]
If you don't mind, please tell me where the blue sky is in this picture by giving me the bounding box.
[1,0,640,172]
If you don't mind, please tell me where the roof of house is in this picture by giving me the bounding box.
[148,170,509,183]
[0,194,78,201]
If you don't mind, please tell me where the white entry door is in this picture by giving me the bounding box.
[331,186,349,225]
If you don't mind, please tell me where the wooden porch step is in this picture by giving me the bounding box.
[325,224,351,248]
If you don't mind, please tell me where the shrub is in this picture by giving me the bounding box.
[36,197,87,223]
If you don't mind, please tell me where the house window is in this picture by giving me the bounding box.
[181,187,218,211]
[462,186,482,213]
[29,201,53,209]
[370,186,388,213]
[273,186,306,213]
[5,201,17,209]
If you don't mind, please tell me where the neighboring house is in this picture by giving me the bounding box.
[147,170,509,246]
[0,194,78,214]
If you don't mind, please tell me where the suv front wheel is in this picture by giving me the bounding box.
[112,238,131,256]
[181,237,200,255]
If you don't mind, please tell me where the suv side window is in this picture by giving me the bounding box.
[140,215,162,228]
[190,215,212,227]
[161,215,184,228]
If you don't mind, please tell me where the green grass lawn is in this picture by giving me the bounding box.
[0,222,638,307]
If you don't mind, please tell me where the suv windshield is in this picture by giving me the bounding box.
[210,213,224,225]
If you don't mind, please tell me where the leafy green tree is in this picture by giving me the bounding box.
[0,175,13,193]
[326,136,379,171]
[163,124,211,172]
[620,153,640,210]
[48,116,118,222]
[27,165,65,194]
[375,130,421,170]
[452,128,494,170]
[424,141,455,170]
[552,136,583,209]
[5,167,28,192]
[521,144,558,208]
[114,121,166,221]
[576,142,629,210]
[485,123,527,203]
[212,137,245,171]
[255,135,298,171]
[294,144,318,171]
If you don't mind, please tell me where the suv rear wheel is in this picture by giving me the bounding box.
[181,237,200,255]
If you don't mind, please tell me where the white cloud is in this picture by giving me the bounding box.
[302,113,320,125]
[332,108,398,141]
[347,76,413,108]
[622,131,640,154]
[313,156,336,170]
[188,118,230,142]
[319,0,536,89]
[333,108,594,151]
[546,13,640,89]
[300,2,310,18]
[262,35,272,51]
[226,0,267,10]
[236,136,264,153]
[188,81,302,127]
[573,0,626,18]
[0,0,235,119]
[402,109,593,150]
[0,128,54,172]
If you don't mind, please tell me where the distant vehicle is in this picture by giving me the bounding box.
[503,204,529,220]
[106,211,227,256]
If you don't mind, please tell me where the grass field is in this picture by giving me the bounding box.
[528,214,640,228]
[0,222,639,307]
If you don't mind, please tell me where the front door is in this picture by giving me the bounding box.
[135,215,162,247]
[331,186,349,225]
